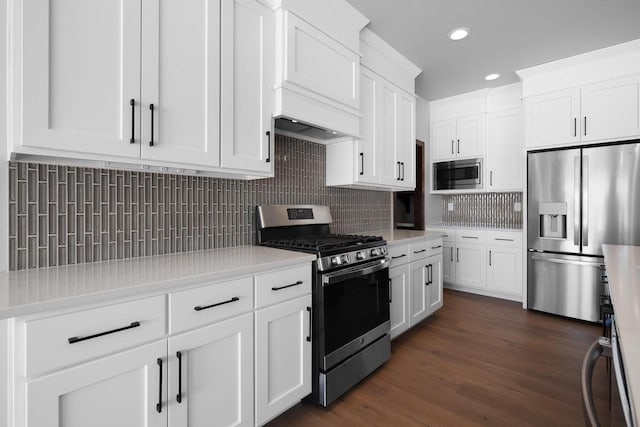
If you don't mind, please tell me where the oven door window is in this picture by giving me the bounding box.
[322,266,389,356]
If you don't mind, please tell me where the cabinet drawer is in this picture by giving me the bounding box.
[456,230,486,244]
[24,295,165,377]
[389,244,409,268]
[427,239,444,257]
[486,231,523,247]
[409,241,431,262]
[169,277,254,334]
[255,264,312,309]
[427,229,455,242]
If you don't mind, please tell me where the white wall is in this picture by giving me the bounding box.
[416,96,442,225]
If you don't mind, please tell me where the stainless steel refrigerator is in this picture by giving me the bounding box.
[527,141,640,322]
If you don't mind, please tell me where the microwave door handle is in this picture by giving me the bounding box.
[322,258,390,286]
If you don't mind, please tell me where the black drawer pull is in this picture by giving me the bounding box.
[129,99,135,143]
[391,254,407,259]
[431,245,442,249]
[461,236,479,239]
[306,306,312,342]
[495,238,514,242]
[149,104,155,146]
[413,249,427,254]
[266,131,271,163]
[272,280,303,291]
[194,296,240,312]
[68,321,141,344]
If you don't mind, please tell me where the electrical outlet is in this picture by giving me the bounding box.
[448,202,454,211]
[514,202,522,212]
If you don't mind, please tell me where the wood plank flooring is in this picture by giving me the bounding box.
[267,289,624,427]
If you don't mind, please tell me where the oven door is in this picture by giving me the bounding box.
[318,258,390,371]
[434,159,482,190]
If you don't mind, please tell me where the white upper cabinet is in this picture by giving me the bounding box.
[486,108,524,191]
[141,0,221,167]
[220,0,274,172]
[518,42,640,149]
[17,0,142,159]
[397,89,417,189]
[431,114,486,161]
[524,88,581,149]
[356,67,381,184]
[580,75,640,142]
[10,0,275,178]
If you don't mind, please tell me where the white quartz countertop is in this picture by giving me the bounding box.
[371,229,444,245]
[0,246,315,320]
[426,224,523,233]
[602,244,640,420]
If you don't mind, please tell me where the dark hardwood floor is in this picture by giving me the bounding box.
[268,289,624,427]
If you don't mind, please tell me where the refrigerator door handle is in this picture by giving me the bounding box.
[574,156,581,247]
[582,156,589,247]
[530,255,603,268]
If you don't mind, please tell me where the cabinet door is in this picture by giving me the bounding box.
[486,108,523,191]
[486,246,522,296]
[427,255,443,314]
[456,114,485,158]
[168,313,253,427]
[455,243,486,289]
[379,79,400,186]
[442,241,456,284]
[255,295,311,426]
[389,265,410,339]
[140,0,221,167]
[25,341,166,427]
[409,262,429,326]
[397,90,416,189]
[357,67,381,184]
[431,119,457,161]
[19,0,141,158]
[220,0,274,173]
[581,75,640,143]
[524,88,581,149]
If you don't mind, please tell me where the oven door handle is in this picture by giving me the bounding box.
[322,258,390,286]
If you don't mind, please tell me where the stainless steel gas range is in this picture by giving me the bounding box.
[256,205,391,406]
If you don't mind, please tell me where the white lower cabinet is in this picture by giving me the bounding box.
[442,240,456,284]
[388,238,443,340]
[455,242,487,289]
[254,295,312,426]
[25,340,167,427]
[389,265,410,339]
[168,313,253,427]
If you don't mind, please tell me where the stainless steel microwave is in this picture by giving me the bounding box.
[433,159,482,190]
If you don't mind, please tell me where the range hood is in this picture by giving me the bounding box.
[274,118,348,143]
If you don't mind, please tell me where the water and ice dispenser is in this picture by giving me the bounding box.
[538,202,567,239]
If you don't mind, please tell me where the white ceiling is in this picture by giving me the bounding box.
[345,0,640,101]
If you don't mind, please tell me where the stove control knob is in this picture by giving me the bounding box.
[356,251,365,260]
[370,248,379,257]
[331,256,341,266]
[341,255,350,264]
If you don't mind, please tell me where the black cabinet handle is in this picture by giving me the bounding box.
[272,280,303,291]
[391,254,406,259]
[149,104,155,146]
[461,236,479,239]
[574,117,577,137]
[413,249,427,254]
[130,99,135,143]
[194,296,240,311]
[359,152,364,175]
[401,162,405,181]
[431,245,442,249]
[306,306,312,342]
[388,278,392,303]
[397,162,401,180]
[425,264,432,285]
[457,248,459,262]
[68,321,141,344]
[451,140,454,155]
[156,358,163,413]
[495,238,514,242]
[457,139,460,154]
[429,264,433,284]
[489,250,492,266]
[489,171,493,186]
[176,351,183,404]
[584,116,587,136]
[266,131,271,163]
[450,247,453,262]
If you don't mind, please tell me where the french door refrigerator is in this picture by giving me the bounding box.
[527,141,640,322]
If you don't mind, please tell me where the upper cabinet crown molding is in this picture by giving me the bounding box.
[516,39,640,98]
[486,83,522,113]
[429,88,491,122]
[360,28,422,95]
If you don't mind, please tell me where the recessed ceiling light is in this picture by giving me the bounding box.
[485,73,500,81]
[448,28,469,41]
[291,119,298,123]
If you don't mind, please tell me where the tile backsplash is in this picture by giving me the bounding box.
[8,135,391,271]
[441,192,523,229]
